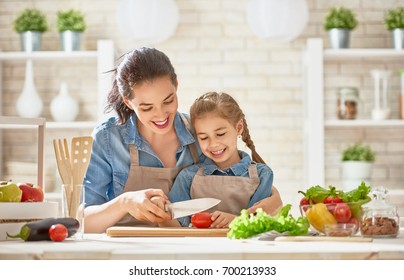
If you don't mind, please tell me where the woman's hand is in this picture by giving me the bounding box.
[121,189,172,223]
[210,211,236,228]
[247,186,283,215]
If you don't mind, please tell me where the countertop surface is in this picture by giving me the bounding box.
[1,229,404,260]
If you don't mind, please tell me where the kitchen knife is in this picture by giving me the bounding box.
[164,198,220,219]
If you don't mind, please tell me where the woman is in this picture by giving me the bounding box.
[83,47,282,233]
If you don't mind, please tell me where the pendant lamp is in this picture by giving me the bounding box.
[246,0,309,42]
[117,0,179,44]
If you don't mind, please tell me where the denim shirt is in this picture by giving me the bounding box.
[168,151,274,226]
[84,112,202,207]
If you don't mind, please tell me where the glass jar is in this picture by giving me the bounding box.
[337,87,359,119]
[361,186,400,238]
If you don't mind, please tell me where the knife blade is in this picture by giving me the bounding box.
[164,198,221,219]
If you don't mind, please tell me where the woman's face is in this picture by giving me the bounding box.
[124,76,178,136]
[194,112,243,170]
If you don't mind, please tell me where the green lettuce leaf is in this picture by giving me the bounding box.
[227,204,309,239]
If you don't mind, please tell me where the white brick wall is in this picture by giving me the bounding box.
[1,0,404,215]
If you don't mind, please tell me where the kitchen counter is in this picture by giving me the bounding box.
[1,229,404,260]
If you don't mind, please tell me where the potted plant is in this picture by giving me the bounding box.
[384,6,404,50]
[324,7,358,49]
[341,143,375,191]
[56,9,86,51]
[13,8,48,52]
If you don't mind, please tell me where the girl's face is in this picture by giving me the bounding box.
[194,112,243,170]
[124,76,178,136]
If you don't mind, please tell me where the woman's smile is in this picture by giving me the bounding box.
[152,117,169,129]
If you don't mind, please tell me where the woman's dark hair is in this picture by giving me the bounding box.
[190,91,266,164]
[105,47,177,124]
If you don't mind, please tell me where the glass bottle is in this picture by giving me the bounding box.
[361,186,400,238]
[337,87,359,119]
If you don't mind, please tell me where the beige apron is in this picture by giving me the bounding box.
[116,114,199,227]
[190,163,260,215]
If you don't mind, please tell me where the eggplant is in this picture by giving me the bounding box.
[6,217,80,241]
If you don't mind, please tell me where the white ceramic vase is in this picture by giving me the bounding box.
[16,60,43,118]
[50,82,79,122]
[341,161,372,191]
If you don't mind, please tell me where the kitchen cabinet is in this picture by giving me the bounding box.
[303,38,404,187]
[0,40,115,180]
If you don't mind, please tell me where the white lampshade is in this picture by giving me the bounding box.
[246,0,309,42]
[117,0,179,44]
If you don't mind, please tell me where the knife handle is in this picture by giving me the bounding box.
[164,204,173,219]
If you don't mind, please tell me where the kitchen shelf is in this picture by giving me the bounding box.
[324,48,404,60]
[303,38,404,187]
[0,41,115,180]
[0,51,98,61]
[325,119,404,127]
[46,121,98,129]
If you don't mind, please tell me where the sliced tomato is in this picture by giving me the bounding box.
[191,212,212,228]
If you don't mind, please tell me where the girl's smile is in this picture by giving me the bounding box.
[194,112,243,170]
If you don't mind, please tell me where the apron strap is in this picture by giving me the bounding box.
[196,167,205,176]
[129,144,140,166]
[248,162,260,186]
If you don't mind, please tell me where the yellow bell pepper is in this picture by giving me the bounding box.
[306,203,337,233]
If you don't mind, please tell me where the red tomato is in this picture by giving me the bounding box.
[333,203,352,223]
[299,197,311,212]
[300,197,310,205]
[48,224,68,242]
[191,212,212,228]
[324,197,343,213]
[323,197,343,204]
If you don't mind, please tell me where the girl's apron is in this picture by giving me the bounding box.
[116,114,199,226]
[190,163,260,215]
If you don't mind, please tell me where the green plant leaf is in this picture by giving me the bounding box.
[342,143,375,162]
[324,7,358,31]
[57,9,86,32]
[13,8,48,33]
[384,7,404,31]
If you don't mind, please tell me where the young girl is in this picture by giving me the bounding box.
[165,92,279,228]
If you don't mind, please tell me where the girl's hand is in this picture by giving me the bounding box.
[247,186,283,215]
[121,189,171,223]
[210,211,235,228]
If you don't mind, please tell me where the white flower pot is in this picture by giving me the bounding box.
[341,161,372,191]
[60,31,81,51]
[328,28,351,49]
[392,28,404,50]
[20,31,42,52]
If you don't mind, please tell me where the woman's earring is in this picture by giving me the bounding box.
[238,134,241,139]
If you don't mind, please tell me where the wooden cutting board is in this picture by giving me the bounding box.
[106,226,229,237]
[274,236,373,242]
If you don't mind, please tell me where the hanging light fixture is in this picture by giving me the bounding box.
[117,0,179,44]
[246,0,309,42]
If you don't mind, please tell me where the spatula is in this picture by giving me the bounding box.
[70,136,93,219]
[53,138,73,217]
